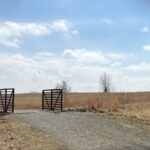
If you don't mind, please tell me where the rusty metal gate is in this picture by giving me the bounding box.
[0,88,15,114]
[42,89,63,112]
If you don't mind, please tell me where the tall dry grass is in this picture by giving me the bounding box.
[64,92,150,122]
[64,93,121,112]
[15,92,150,122]
[15,93,41,109]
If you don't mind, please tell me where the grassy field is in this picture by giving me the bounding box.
[15,93,41,109]
[15,92,150,123]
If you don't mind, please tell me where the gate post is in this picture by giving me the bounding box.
[42,90,44,110]
[4,89,7,113]
[12,89,14,113]
[51,90,53,110]
[61,90,63,112]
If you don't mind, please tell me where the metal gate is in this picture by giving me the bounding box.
[42,89,63,112]
[0,88,15,114]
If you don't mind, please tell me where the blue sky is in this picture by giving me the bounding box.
[0,0,150,92]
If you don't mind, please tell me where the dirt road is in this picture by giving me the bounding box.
[0,114,68,150]
[14,110,150,150]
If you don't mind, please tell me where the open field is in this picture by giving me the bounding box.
[8,93,150,150]
[65,92,150,123]
[15,93,41,109]
[15,92,150,124]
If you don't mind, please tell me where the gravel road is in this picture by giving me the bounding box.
[14,110,150,150]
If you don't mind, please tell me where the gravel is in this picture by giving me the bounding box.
[14,110,150,150]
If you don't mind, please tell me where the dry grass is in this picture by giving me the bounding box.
[64,93,121,112]
[15,92,150,123]
[15,93,41,109]
[65,92,150,122]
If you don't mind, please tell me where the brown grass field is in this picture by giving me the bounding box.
[15,92,150,124]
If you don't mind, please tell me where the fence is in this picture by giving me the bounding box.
[0,88,14,114]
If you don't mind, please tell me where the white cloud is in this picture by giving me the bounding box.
[107,53,122,60]
[50,20,79,38]
[127,62,150,71]
[63,49,110,65]
[0,21,50,47]
[50,19,71,32]
[0,39,19,47]
[141,26,149,32]
[0,49,128,92]
[0,20,79,47]
[71,29,79,35]
[5,21,50,36]
[99,18,113,25]
[110,62,122,67]
[143,45,150,51]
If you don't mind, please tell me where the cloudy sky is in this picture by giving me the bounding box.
[0,0,150,93]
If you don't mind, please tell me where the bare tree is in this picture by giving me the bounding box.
[55,80,71,93]
[55,80,71,104]
[99,72,112,93]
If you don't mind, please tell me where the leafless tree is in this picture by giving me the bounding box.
[99,72,112,93]
[55,80,71,104]
[55,80,71,93]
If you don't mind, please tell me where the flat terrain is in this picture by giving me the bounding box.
[14,110,150,150]
[0,114,68,150]
[15,92,150,123]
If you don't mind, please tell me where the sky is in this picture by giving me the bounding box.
[0,0,150,93]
